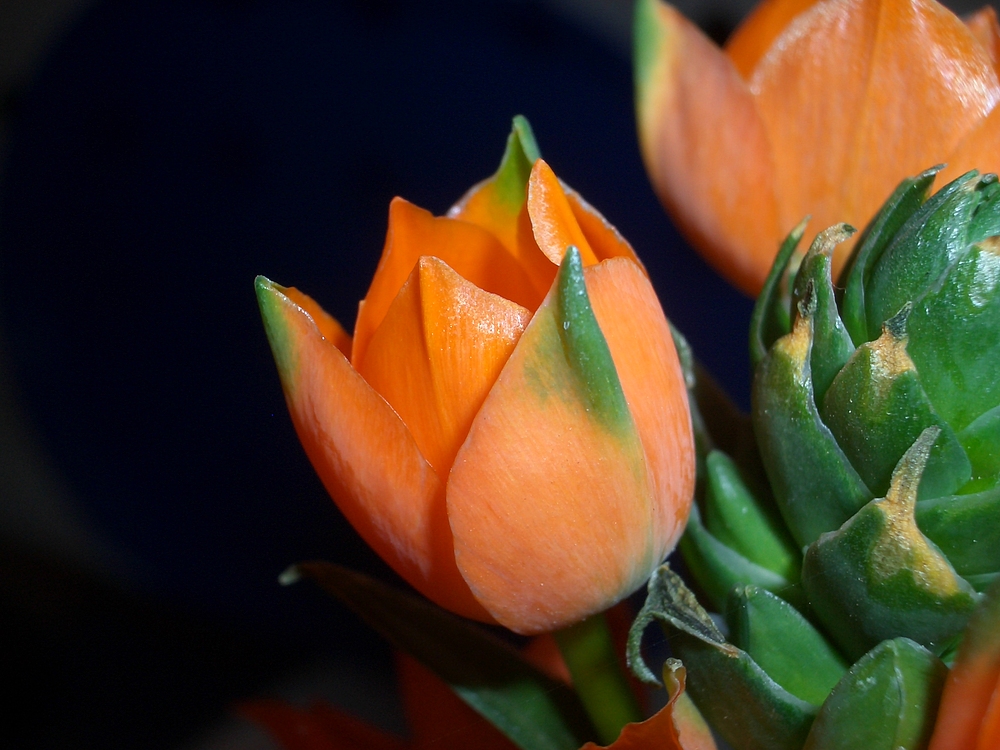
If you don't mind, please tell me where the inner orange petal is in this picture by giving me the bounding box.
[352,198,542,370]
[564,184,645,269]
[527,160,602,267]
[282,286,352,356]
[966,6,1000,75]
[359,256,531,481]
[725,0,820,80]
[753,0,1000,275]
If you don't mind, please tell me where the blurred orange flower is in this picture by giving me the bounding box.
[635,0,1000,295]
[256,119,694,634]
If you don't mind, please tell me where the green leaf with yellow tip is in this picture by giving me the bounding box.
[703,450,799,582]
[819,310,971,501]
[802,638,946,750]
[628,566,816,750]
[790,225,856,403]
[838,167,939,347]
[864,172,980,338]
[802,428,979,660]
[726,587,847,707]
[752,312,872,547]
[750,218,806,368]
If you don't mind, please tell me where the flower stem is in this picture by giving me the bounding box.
[554,613,642,744]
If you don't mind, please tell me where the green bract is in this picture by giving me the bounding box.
[634,169,1000,750]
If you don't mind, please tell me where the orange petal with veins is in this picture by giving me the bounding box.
[352,199,541,369]
[256,276,490,621]
[359,256,531,480]
[634,0,780,295]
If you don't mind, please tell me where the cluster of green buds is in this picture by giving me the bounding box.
[629,168,1000,750]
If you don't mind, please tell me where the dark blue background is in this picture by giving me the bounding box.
[0,1,751,747]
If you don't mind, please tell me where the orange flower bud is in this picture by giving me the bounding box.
[256,119,694,635]
[635,0,1000,295]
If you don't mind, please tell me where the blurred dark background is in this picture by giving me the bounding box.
[0,0,978,747]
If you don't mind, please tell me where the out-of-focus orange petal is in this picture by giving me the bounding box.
[752,0,1000,278]
[396,653,519,750]
[522,634,574,685]
[563,184,645,269]
[256,278,489,621]
[580,662,717,750]
[938,104,1000,188]
[359,256,530,480]
[527,160,602,267]
[928,581,1000,750]
[241,699,407,750]
[446,258,657,634]
[352,199,542,370]
[966,6,1000,74]
[586,257,694,563]
[634,0,780,295]
[283,286,352,356]
[725,0,819,80]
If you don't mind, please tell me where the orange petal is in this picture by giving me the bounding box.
[283,286,352,356]
[563,184,646,270]
[929,581,1000,750]
[752,0,1000,277]
[352,199,542,370]
[634,0,780,295]
[241,699,407,750]
[396,653,519,750]
[725,0,820,80]
[586,257,694,573]
[359,256,531,480]
[580,662,716,749]
[526,159,602,267]
[256,277,489,621]
[446,253,658,634]
[966,6,1000,74]
[939,102,1000,187]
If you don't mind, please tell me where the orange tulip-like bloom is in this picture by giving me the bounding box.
[256,119,694,635]
[635,0,1000,295]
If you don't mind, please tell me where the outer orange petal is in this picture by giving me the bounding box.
[939,104,1000,188]
[634,0,780,295]
[928,581,1000,750]
[586,257,694,564]
[965,6,1000,74]
[283,286,352,356]
[580,662,716,750]
[256,277,489,621]
[527,159,602,267]
[351,199,542,370]
[241,699,407,750]
[396,653,519,750]
[725,0,820,80]
[446,257,658,634]
[358,257,531,480]
[752,0,1000,277]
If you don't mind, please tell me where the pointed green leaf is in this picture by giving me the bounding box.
[967,173,1000,245]
[287,562,595,750]
[492,115,541,211]
[752,312,873,547]
[958,403,1000,491]
[917,485,1000,580]
[802,429,979,660]
[751,218,807,368]
[838,167,939,346]
[802,638,946,750]
[726,587,847,707]
[819,310,971,500]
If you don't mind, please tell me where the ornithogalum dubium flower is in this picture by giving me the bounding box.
[256,118,695,635]
[635,0,1000,295]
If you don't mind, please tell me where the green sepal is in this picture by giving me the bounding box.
[865,171,980,338]
[680,503,802,612]
[726,586,847,706]
[703,450,800,582]
[492,115,541,210]
[819,310,971,500]
[906,240,1000,433]
[790,225,857,403]
[284,562,595,750]
[917,484,1000,581]
[752,312,872,547]
[751,218,808,368]
[802,638,946,750]
[958,404,1000,491]
[802,428,980,660]
[838,167,939,347]
[628,566,817,750]
[967,173,1000,244]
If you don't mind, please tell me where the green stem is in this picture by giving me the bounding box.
[554,613,642,744]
